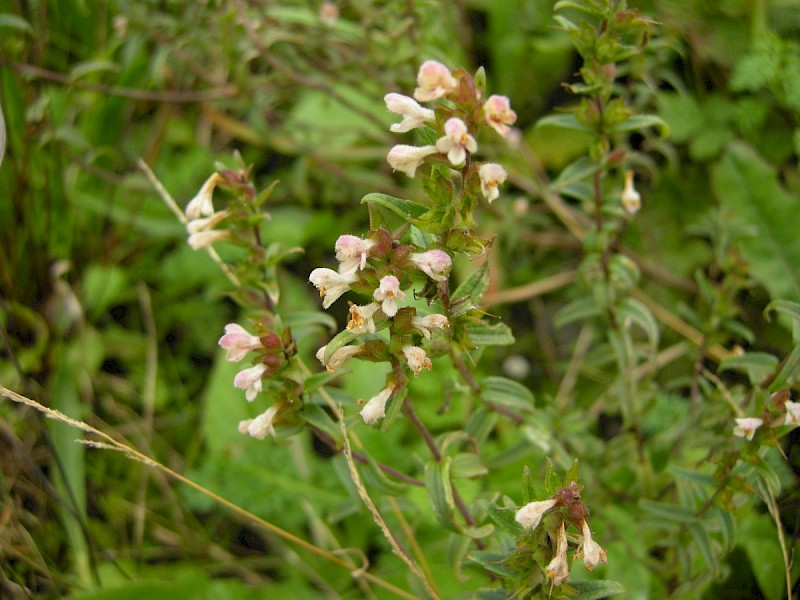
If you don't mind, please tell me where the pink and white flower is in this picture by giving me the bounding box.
[335,235,375,273]
[621,170,641,215]
[218,323,262,362]
[483,94,517,137]
[410,249,452,282]
[373,275,406,317]
[185,173,222,220]
[435,118,477,165]
[387,144,438,177]
[316,344,363,373]
[785,401,800,426]
[514,498,557,530]
[309,268,357,309]
[385,93,435,133]
[733,417,763,441]
[478,163,507,203]
[234,363,267,402]
[402,345,432,377]
[412,313,450,339]
[238,405,279,440]
[575,520,608,571]
[347,302,380,334]
[413,60,458,102]
[360,384,396,424]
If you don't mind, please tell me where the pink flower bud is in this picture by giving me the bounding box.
[218,323,262,362]
[413,60,458,102]
[483,95,517,137]
[409,249,451,282]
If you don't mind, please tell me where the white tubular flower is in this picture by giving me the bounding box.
[218,323,262,362]
[309,268,357,309]
[387,144,438,177]
[188,229,233,250]
[402,345,432,377]
[234,363,267,402]
[413,60,458,102]
[545,522,570,586]
[335,234,375,274]
[385,93,436,133]
[514,498,558,530]
[186,209,230,234]
[360,384,396,424]
[316,344,363,373]
[412,313,450,339]
[373,275,406,317]
[576,520,608,571]
[185,172,223,220]
[483,94,517,137]
[347,302,380,334]
[478,163,507,203]
[435,118,477,165]
[733,417,763,441]
[785,401,800,426]
[238,405,279,440]
[410,249,452,282]
[621,170,641,215]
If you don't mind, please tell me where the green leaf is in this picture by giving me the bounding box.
[712,143,800,302]
[468,551,518,578]
[450,452,489,479]
[552,157,601,191]
[764,299,800,323]
[485,502,523,535]
[536,113,591,133]
[69,59,119,82]
[689,522,720,577]
[610,114,670,137]
[616,297,659,346]
[424,457,461,533]
[322,328,359,363]
[465,322,515,346]
[362,456,408,496]
[480,376,534,413]
[451,262,489,311]
[639,500,698,524]
[720,352,779,384]
[0,13,33,34]
[554,296,601,328]
[570,580,626,600]
[360,192,428,230]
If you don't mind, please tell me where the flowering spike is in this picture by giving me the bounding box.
[435,118,477,165]
[384,93,435,133]
[413,60,458,102]
[478,163,507,203]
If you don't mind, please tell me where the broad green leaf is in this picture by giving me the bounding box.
[616,297,659,346]
[552,157,601,191]
[554,296,601,328]
[536,113,591,133]
[712,143,800,303]
[425,457,461,533]
[360,192,428,230]
[465,322,515,346]
[480,376,534,413]
[570,580,626,600]
[468,552,517,578]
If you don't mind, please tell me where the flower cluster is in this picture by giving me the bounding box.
[514,483,607,586]
[732,397,800,441]
[217,322,287,439]
[185,172,232,250]
[385,60,511,203]
[309,232,451,425]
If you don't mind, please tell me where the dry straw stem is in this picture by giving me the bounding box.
[336,404,441,600]
[0,384,417,600]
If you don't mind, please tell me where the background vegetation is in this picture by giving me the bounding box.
[2,0,800,598]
